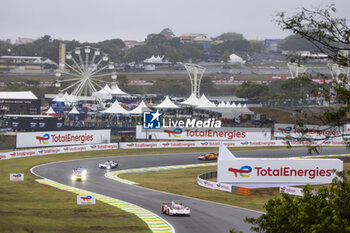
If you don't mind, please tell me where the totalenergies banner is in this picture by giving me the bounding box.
[217,158,343,184]
[0,143,118,160]
[136,126,271,141]
[16,129,111,148]
[274,123,343,139]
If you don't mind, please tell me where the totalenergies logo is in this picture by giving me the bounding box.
[90,145,97,149]
[127,143,135,148]
[162,142,170,147]
[36,134,50,144]
[228,166,252,178]
[241,141,249,146]
[164,128,182,138]
[38,149,44,154]
[278,126,292,134]
[63,147,69,151]
[80,195,92,201]
[10,152,16,157]
[201,142,209,146]
[13,174,22,178]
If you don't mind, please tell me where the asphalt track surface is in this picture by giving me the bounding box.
[32,147,349,233]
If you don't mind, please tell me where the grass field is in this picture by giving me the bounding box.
[119,163,350,213]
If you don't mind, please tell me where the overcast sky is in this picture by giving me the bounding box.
[1,0,349,43]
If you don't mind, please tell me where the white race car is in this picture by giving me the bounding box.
[161,201,190,216]
[98,160,118,169]
[71,167,87,181]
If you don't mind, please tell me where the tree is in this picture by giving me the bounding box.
[244,171,350,233]
[282,35,319,52]
[216,32,245,41]
[243,4,350,231]
[276,4,350,131]
[235,82,268,100]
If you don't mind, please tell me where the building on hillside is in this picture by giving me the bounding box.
[263,39,284,53]
[123,40,145,49]
[15,37,35,45]
[0,91,41,115]
[179,33,212,43]
[0,56,58,72]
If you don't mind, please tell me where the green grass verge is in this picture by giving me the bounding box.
[119,163,350,213]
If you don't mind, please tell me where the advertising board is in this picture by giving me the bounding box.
[274,123,343,139]
[10,173,24,181]
[218,158,343,184]
[77,195,96,205]
[197,176,232,192]
[16,129,111,148]
[280,186,317,197]
[136,125,271,141]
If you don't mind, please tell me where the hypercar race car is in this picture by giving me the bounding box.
[162,202,190,216]
[197,152,218,160]
[98,160,119,169]
[71,167,87,181]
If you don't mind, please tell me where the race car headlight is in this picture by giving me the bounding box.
[71,175,76,180]
[82,170,87,175]
[82,175,87,181]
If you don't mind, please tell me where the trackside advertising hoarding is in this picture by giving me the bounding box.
[16,129,111,148]
[217,158,343,184]
[274,123,343,139]
[136,125,271,141]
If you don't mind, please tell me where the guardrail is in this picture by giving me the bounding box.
[197,171,251,196]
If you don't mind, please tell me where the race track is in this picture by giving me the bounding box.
[31,148,349,233]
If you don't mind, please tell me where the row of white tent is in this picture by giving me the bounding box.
[45,106,80,115]
[98,94,249,114]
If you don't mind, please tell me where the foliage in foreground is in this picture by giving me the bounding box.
[244,171,350,233]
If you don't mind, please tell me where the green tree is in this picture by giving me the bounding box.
[216,32,245,41]
[235,82,268,100]
[200,76,215,95]
[245,171,350,233]
[282,34,319,52]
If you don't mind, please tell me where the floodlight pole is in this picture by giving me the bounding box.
[184,63,206,98]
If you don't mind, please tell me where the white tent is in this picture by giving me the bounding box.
[196,94,216,108]
[110,84,127,95]
[237,103,242,108]
[224,102,231,107]
[229,54,245,64]
[180,93,201,106]
[231,102,237,108]
[155,96,179,109]
[45,107,56,114]
[129,100,151,114]
[243,104,248,108]
[100,99,129,114]
[93,84,113,99]
[52,93,65,102]
[68,106,80,114]
[217,101,226,108]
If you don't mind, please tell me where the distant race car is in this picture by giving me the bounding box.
[197,152,218,160]
[71,167,87,181]
[98,160,118,169]
[162,201,190,216]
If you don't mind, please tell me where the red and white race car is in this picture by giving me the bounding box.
[161,201,190,216]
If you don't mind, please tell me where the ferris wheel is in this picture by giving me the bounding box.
[55,46,117,106]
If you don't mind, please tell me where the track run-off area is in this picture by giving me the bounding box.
[31,147,349,233]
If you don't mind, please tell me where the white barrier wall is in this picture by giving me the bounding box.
[197,175,232,192]
[136,126,271,141]
[119,140,346,149]
[16,129,111,148]
[274,123,343,139]
[0,143,118,160]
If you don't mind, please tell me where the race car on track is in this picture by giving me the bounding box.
[161,201,190,216]
[98,160,118,169]
[71,167,87,181]
[197,152,218,160]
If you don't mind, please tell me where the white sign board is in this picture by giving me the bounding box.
[274,123,343,139]
[280,186,317,197]
[218,158,343,184]
[10,173,24,181]
[197,176,232,192]
[16,130,111,148]
[77,195,96,205]
[136,126,271,141]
